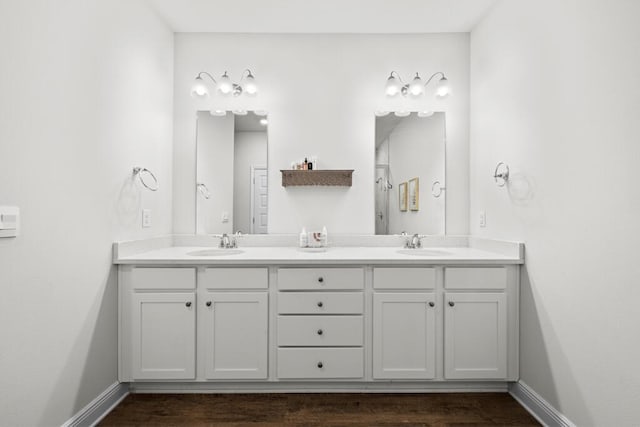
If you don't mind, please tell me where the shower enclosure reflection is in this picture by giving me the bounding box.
[374,112,446,235]
[196,111,268,234]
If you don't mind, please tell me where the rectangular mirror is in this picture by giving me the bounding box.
[375,112,446,235]
[196,111,268,234]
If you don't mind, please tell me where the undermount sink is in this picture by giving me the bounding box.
[397,248,451,256]
[187,248,244,256]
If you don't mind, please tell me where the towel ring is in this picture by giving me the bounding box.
[431,180,446,198]
[197,182,211,199]
[133,167,158,191]
[493,162,510,187]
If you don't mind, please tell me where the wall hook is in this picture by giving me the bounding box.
[493,162,510,187]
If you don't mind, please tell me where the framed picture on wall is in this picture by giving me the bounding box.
[409,177,419,211]
[399,182,408,212]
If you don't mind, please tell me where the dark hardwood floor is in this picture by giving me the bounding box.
[99,393,540,426]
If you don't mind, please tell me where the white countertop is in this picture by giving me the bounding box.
[114,244,523,265]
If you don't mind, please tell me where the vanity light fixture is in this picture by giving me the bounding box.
[385,71,450,98]
[190,69,258,98]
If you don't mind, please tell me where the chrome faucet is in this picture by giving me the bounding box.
[216,233,237,249]
[405,233,427,249]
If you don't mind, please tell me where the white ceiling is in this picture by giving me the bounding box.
[147,0,497,33]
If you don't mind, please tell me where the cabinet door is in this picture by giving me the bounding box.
[373,293,436,379]
[131,292,196,380]
[203,292,268,379]
[444,292,507,379]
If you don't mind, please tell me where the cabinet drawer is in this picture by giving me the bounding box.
[373,267,436,289]
[444,267,507,290]
[278,268,364,290]
[278,316,363,346]
[131,267,195,290]
[277,348,364,379]
[278,292,363,314]
[201,268,268,289]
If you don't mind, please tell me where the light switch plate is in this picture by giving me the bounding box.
[479,210,486,228]
[0,206,20,237]
[142,209,151,228]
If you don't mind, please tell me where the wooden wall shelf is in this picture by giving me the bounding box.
[280,170,354,187]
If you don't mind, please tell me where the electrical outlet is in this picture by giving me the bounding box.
[142,209,151,228]
[479,211,486,228]
[221,212,229,223]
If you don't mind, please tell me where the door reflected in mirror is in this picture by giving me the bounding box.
[375,112,446,235]
[196,111,268,234]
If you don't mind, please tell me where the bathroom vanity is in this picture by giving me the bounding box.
[114,236,523,392]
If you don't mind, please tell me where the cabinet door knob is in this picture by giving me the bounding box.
[206,301,212,307]
[317,301,323,308]
[317,329,323,335]
[317,277,324,283]
[448,301,455,307]
[428,301,435,307]
[317,362,323,368]
[185,301,192,308]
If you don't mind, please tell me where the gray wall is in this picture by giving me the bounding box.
[0,1,174,425]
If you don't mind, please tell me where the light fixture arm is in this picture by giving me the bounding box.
[196,71,218,84]
[388,71,405,85]
[423,71,446,87]
[241,69,255,81]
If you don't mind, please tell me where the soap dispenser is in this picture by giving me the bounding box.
[299,227,308,247]
[321,226,328,247]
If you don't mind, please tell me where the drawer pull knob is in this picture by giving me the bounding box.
[317,362,323,368]
[185,302,192,308]
[448,301,455,307]
[317,301,323,308]
[428,301,435,307]
[206,301,212,307]
[318,277,324,283]
[317,329,323,335]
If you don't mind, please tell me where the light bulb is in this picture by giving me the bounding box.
[217,72,233,95]
[243,73,257,96]
[385,74,401,97]
[408,73,424,96]
[259,118,268,126]
[190,76,209,99]
[417,111,434,118]
[233,110,248,115]
[254,110,268,116]
[375,111,390,117]
[435,76,450,98]
[210,110,227,116]
[394,111,410,117]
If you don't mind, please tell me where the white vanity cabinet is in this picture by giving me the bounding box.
[120,267,197,380]
[276,267,365,380]
[199,268,269,380]
[119,266,269,382]
[443,267,517,380]
[372,267,437,379]
[116,246,521,388]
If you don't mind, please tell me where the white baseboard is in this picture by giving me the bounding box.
[128,381,509,394]
[61,382,129,427]
[509,381,575,427]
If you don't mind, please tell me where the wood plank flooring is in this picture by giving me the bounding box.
[99,393,540,426]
